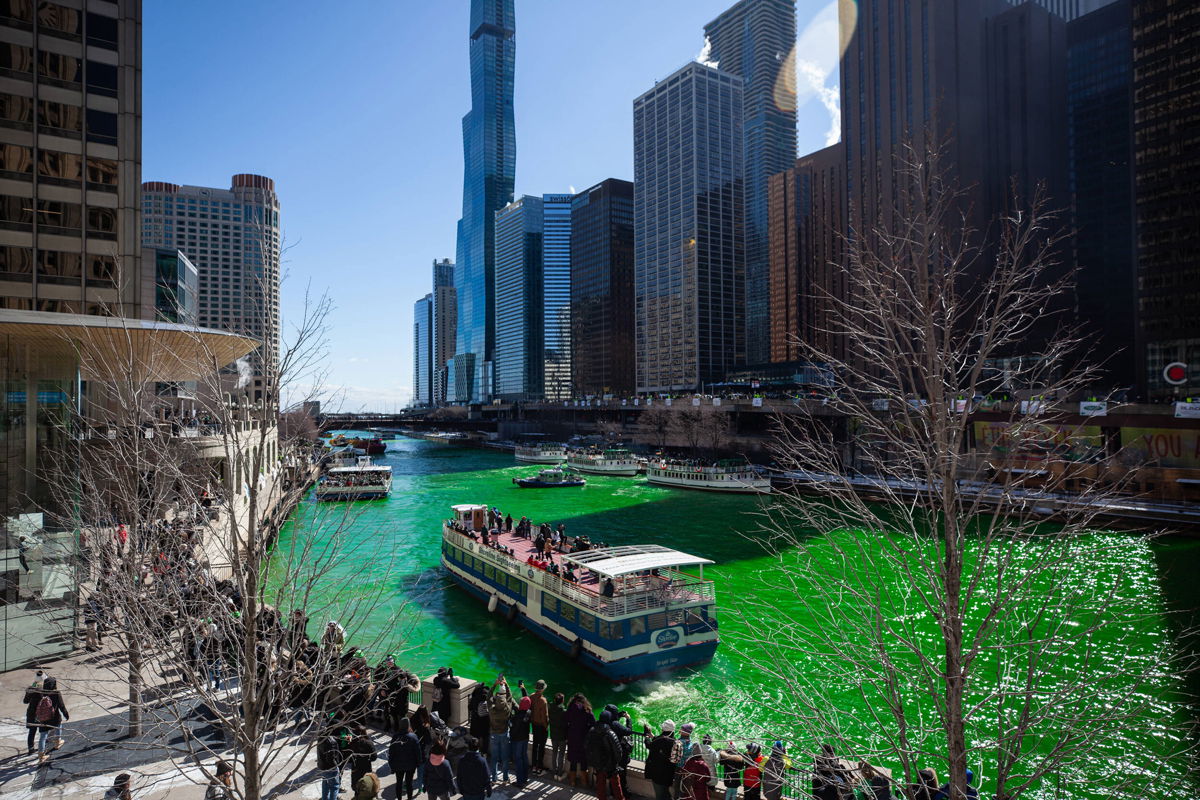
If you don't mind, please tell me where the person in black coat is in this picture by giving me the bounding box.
[26,676,69,763]
[349,725,376,789]
[424,743,456,800]
[433,667,460,723]
[388,717,422,800]
[456,736,493,800]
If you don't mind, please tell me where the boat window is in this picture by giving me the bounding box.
[578,612,597,633]
[630,616,646,636]
[600,620,624,640]
[668,610,685,627]
[647,612,667,630]
[544,595,558,614]
[560,603,576,623]
[484,564,494,579]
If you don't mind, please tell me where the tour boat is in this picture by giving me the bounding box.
[350,436,388,455]
[515,442,566,464]
[645,459,772,494]
[315,456,393,500]
[328,434,349,447]
[514,468,586,489]
[441,504,720,682]
[565,447,640,477]
[324,445,366,471]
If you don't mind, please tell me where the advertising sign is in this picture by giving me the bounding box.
[1019,400,1047,415]
[1164,362,1188,386]
[974,421,1103,462]
[1121,427,1200,469]
[1079,401,1108,417]
[1175,402,1200,419]
[951,398,969,413]
[653,626,685,650]
[752,397,763,407]
[871,398,890,412]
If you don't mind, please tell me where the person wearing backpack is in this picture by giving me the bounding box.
[318,728,348,800]
[432,666,460,723]
[28,676,68,764]
[586,710,625,800]
[488,676,514,782]
[388,717,422,800]
[468,683,492,756]
[21,671,44,755]
[643,720,683,800]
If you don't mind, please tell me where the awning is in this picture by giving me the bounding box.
[0,310,257,382]
[563,545,714,578]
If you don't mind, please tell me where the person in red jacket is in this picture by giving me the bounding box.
[682,745,713,800]
[741,743,764,800]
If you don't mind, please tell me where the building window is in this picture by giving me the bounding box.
[0,93,33,125]
[0,42,33,74]
[37,149,82,184]
[37,2,81,37]
[0,245,33,281]
[1,1,34,23]
[85,108,117,145]
[86,206,117,238]
[37,99,81,134]
[86,156,117,189]
[85,253,115,287]
[85,10,118,49]
[37,250,81,285]
[85,60,117,97]
[36,50,81,85]
[0,143,32,176]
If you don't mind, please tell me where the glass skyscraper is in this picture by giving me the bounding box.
[704,0,797,367]
[541,194,573,400]
[413,293,433,407]
[634,62,745,394]
[493,196,543,401]
[451,0,516,403]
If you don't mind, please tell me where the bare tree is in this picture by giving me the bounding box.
[740,143,1194,799]
[671,404,706,454]
[638,404,673,451]
[39,291,417,799]
[698,406,731,456]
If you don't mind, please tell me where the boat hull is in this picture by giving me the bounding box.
[315,489,390,501]
[442,563,718,682]
[567,461,639,477]
[515,454,565,464]
[515,479,586,488]
[645,473,772,494]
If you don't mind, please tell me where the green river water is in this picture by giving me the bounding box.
[276,435,1200,797]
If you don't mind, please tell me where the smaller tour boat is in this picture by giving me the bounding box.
[328,434,349,447]
[315,456,393,500]
[566,447,640,477]
[515,442,566,464]
[350,436,388,455]
[646,458,772,494]
[514,467,586,489]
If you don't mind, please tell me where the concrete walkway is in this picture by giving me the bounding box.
[0,647,622,800]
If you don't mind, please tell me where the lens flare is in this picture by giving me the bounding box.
[774,0,855,146]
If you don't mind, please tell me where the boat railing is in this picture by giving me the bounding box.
[444,524,713,615]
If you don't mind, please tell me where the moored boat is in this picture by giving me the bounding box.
[645,458,772,494]
[441,504,719,682]
[565,447,640,477]
[315,456,393,500]
[514,467,586,488]
[515,442,566,464]
[350,436,387,455]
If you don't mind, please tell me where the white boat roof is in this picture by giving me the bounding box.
[452,503,488,512]
[563,545,713,578]
[328,465,392,473]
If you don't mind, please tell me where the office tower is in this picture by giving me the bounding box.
[450,0,516,403]
[0,4,140,316]
[140,247,198,325]
[141,175,281,400]
[634,62,745,394]
[1068,0,1135,388]
[431,259,456,405]
[1133,0,1200,399]
[570,179,635,397]
[983,3,1068,220]
[767,144,846,365]
[493,196,543,401]
[413,293,433,407]
[704,0,798,366]
[1019,0,1120,20]
[541,194,572,400]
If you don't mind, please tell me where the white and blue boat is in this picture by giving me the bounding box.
[314,457,393,501]
[441,503,719,682]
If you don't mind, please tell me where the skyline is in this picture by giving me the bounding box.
[142,0,843,411]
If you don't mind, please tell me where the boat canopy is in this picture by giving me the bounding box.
[563,545,713,578]
[329,465,393,473]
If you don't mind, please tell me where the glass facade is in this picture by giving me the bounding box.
[413,294,433,407]
[570,179,636,396]
[1067,0,1135,388]
[634,63,745,394]
[431,259,456,405]
[704,0,798,366]
[493,197,542,401]
[152,248,199,325]
[452,0,516,403]
[541,194,572,400]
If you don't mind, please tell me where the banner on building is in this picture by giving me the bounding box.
[1079,401,1108,417]
[1175,402,1200,419]
[974,421,1103,462]
[752,397,763,407]
[1121,427,1200,469]
[871,398,890,412]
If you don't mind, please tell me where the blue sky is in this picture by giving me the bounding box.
[144,1,842,411]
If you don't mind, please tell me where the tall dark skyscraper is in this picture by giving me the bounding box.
[1068,0,1135,388]
[450,0,516,403]
[704,0,798,366]
[634,62,745,394]
[1132,0,1200,399]
[571,179,636,397]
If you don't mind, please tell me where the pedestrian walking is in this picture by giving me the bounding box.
[530,678,549,773]
[27,676,68,764]
[424,743,457,800]
[457,735,493,800]
[549,691,568,777]
[644,720,683,800]
[204,760,234,800]
[564,692,595,787]
[388,717,422,800]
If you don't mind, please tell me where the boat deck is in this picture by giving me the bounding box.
[480,527,604,589]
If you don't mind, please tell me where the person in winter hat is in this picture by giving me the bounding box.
[423,743,456,800]
[643,720,683,800]
[456,736,493,800]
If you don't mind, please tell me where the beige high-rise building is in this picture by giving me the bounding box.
[141,175,281,401]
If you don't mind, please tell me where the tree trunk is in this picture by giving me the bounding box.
[128,638,143,737]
